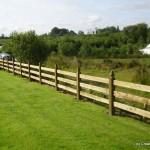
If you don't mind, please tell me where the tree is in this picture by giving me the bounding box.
[58,40,80,56]
[78,31,84,35]
[2,31,49,64]
[50,27,76,36]
[79,44,92,57]
[123,23,148,44]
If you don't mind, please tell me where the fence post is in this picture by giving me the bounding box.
[7,59,9,72]
[77,62,81,100]
[13,58,15,75]
[39,62,42,84]
[143,102,148,120]
[3,58,4,70]
[20,61,22,77]
[28,61,31,81]
[55,64,58,91]
[109,70,115,116]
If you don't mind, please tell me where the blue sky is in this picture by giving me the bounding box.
[0,0,150,35]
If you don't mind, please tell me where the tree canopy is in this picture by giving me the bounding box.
[2,23,150,63]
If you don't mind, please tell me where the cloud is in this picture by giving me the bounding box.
[117,1,150,11]
[88,15,102,23]
[0,0,150,35]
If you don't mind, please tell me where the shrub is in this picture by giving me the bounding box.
[132,66,150,85]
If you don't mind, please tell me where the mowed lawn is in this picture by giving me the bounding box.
[0,71,150,150]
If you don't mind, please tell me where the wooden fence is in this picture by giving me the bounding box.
[0,58,150,119]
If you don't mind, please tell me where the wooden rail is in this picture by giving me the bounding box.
[0,59,150,119]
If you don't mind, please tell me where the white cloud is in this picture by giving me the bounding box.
[88,15,102,23]
[0,0,150,35]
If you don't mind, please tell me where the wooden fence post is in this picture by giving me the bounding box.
[77,62,81,100]
[13,58,15,75]
[39,62,42,84]
[143,102,148,120]
[20,61,22,77]
[3,58,4,70]
[28,61,31,81]
[7,59,9,72]
[55,64,58,91]
[109,70,115,116]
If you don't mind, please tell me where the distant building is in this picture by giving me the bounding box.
[140,44,150,55]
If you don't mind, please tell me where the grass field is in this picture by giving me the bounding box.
[0,71,150,150]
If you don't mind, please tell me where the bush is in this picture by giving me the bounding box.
[132,66,150,85]
[126,59,140,68]
[2,31,49,64]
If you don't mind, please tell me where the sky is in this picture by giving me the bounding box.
[0,0,150,35]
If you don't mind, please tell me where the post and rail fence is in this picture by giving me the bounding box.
[0,58,150,120]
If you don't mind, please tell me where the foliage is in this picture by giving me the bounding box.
[2,23,150,62]
[132,66,150,85]
[2,31,50,64]
[50,27,76,36]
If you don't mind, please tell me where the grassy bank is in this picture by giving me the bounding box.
[0,71,150,150]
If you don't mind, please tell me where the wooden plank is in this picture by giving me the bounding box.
[114,102,150,119]
[22,72,29,78]
[8,65,13,69]
[7,68,13,72]
[21,68,29,72]
[80,82,109,95]
[57,77,76,86]
[41,72,55,79]
[30,70,39,75]
[114,91,150,106]
[41,79,55,86]
[21,63,28,67]
[14,66,20,70]
[14,70,21,75]
[14,62,20,65]
[80,91,109,104]
[57,70,76,78]
[3,67,9,70]
[80,74,109,84]
[8,61,13,64]
[114,80,150,93]
[58,84,76,94]
[3,60,7,63]
[30,65,39,69]
[41,67,54,73]
[30,75,39,81]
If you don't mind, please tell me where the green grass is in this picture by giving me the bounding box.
[0,71,150,150]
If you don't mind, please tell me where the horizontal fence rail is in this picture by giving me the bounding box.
[0,58,150,120]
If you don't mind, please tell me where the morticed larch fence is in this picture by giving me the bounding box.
[0,58,150,119]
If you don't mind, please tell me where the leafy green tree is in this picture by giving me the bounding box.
[2,31,49,64]
[58,40,80,56]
